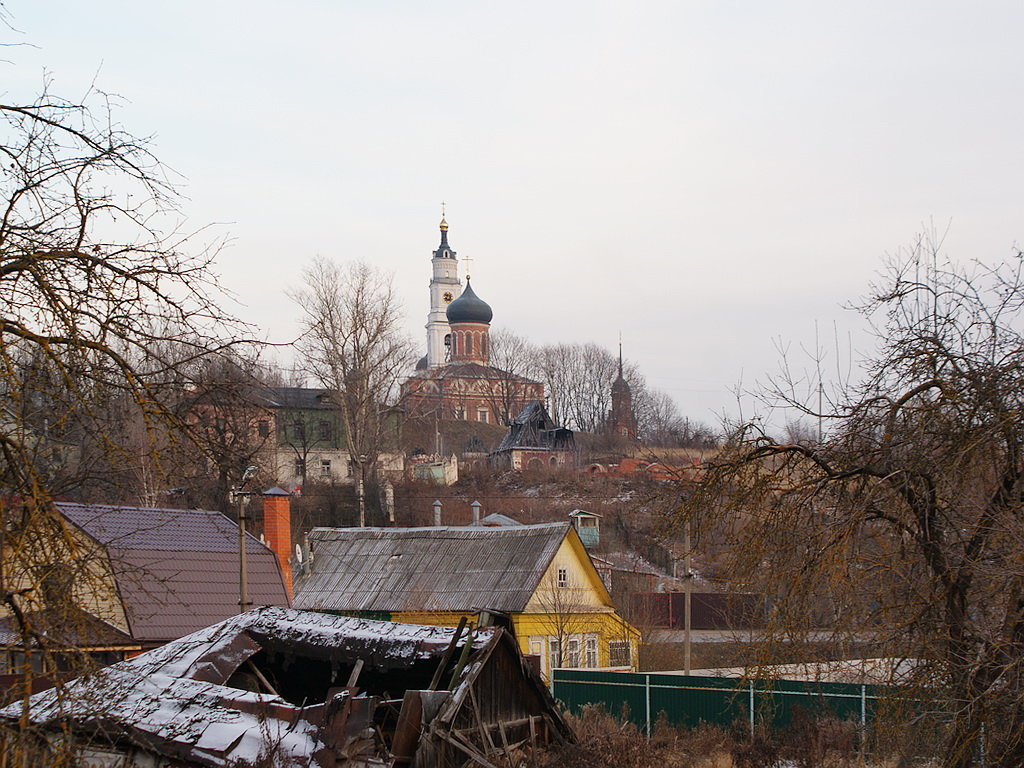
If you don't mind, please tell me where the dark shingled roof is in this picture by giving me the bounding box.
[58,503,290,645]
[294,523,571,613]
[493,401,576,454]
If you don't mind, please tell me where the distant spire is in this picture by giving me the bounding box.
[618,334,623,378]
[434,206,454,258]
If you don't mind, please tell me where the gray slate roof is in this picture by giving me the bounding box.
[58,503,290,644]
[294,523,571,613]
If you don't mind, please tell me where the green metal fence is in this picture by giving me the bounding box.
[553,669,883,735]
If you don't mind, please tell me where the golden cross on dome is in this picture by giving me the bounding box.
[462,252,473,280]
[441,201,446,218]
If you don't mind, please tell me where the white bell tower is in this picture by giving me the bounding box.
[426,214,461,368]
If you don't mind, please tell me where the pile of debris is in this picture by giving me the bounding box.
[0,606,570,767]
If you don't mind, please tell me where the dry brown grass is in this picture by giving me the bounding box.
[536,705,880,768]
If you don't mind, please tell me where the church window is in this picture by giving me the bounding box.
[257,420,270,438]
[477,408,489,423]
[467,334,474,355]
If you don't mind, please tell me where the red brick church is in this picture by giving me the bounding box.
[401,218,543,425]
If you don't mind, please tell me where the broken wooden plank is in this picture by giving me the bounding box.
[438,727,501,768]
[346,658,364,688]
[245,659,278,696]
[467,684,498,755]
[429,615,468,691]
[390,690,423,767]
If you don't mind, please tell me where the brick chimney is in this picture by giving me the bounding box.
[262,487,293,600]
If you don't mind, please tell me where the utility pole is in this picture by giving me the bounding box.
[684,521,693,675]
[231,465,259,614]
[356,455,367,527]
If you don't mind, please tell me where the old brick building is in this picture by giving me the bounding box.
[402,218,543,426]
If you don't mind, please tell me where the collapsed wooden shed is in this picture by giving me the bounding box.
[0,607,569,767]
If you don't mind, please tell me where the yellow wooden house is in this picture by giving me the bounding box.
[294,522,640,680]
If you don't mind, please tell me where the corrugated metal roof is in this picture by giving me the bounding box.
[57,503,290,643]
[294,523,570,613]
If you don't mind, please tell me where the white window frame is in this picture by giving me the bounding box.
[556,566,569,588]
[548,638,561,673]
[566,636,581,668]
[609,640,632,667]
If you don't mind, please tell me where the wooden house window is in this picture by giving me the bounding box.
[319,421,331,440]
[557,566,569,588]
[585,636,598,668]
[566,637,581,668]
[609,641,631,667]
[529,638,543,659]
[548,638,561,672]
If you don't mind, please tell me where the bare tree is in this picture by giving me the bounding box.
[174,349,276,513]
[680,238,1024,767]
[483,327,539,425]
[0,68,242,760]
[535,343,635,433]
[292,258,414,525]
[633,388,718,448]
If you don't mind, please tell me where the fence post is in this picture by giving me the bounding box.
[859,684,867,760]
[749,681,755,738]
[645,674,651,736]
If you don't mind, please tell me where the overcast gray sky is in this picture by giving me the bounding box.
[6,2,1023,427]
